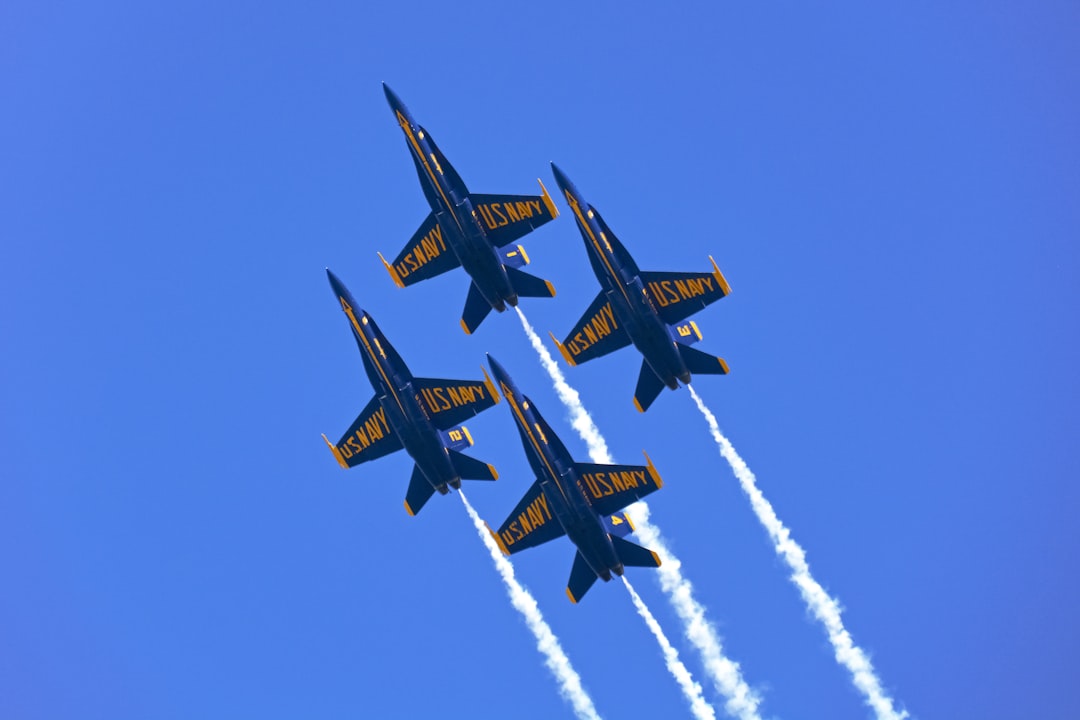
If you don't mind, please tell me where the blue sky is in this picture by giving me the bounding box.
[3,2,1078,718]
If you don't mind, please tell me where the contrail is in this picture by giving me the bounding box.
[458,490,602,720]
[687,385,909,720]
[516,308,762,720]
[622,577,716,720]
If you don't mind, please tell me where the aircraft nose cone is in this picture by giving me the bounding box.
[326,267,347,295]
[486,354,512,388]
[550,162,571,190]
[382,82,407,113]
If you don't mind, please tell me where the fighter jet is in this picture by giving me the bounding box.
[548,164,732,412]
[378,83,560,334]
[485,355,663,603]
[322,269,502,516]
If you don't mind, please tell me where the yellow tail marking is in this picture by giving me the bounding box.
[633,396,645,413]
[378,252,405,289]
[642,451,664,488]
[322,434,348,469]
[709,256,731,296]
[517,244,531,265]
[566,587,579,604]
[460,318,472,335]
[690,320,702,341]
[404,499,416,516]
[549,332,576,367]
[624,513,637,532]
[651,551,662,567]
[487,464,500,481]
[481,366,500,404]
[537,178,559,218]
[718,358,730,374]
[461,425,474,446]
[544,279,556,297]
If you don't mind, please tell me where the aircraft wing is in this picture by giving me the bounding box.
[572,453,664,517]
[553,291,631,367]
[491,478,567,556]
[471,185,559,249]
[639,260,731,325]
[380,211,462,288]
[412,371,500,431]
[325,396,403,468]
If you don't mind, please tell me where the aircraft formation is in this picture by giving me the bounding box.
[322,83,732,603]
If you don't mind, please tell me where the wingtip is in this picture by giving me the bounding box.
[377,252,405,289]
[322,434,348,469]
[549,332,576,367]
[709,255,732,296]
[642,451,664,488]
[481,365,500,404]
[486,522,510,556]
[537,178,559,218]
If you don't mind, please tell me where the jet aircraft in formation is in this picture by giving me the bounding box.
[548,163,732,412]
[322,85,736,601]
[322,269,502,516]
[486,355,664,603]
[378,83,561,335]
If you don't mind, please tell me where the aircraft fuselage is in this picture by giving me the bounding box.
[385,86,517,310]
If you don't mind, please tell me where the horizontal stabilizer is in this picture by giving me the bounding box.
[380,212,460,288]
[671,320,703,346]
[498,244,530,269]
[439,425,473,452]
[633,360,667,413]
[677,343,730,376]
[461,281,494,335]
[505,266,555,299]
[448,449,498,481]
[471,180,559,248]
[404,464,437,516]
[567,551,600,604]
[611,535,661,569]
[603,511,635,539]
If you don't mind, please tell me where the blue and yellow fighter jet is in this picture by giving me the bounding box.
[548,164,733,412]
[485,355,664,603]
[322,269,502,516]
[378,84,561,334]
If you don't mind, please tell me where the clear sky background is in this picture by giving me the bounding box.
[3,3,1078,719]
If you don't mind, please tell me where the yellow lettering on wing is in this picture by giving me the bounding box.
[566,302,618,358]
[420,384,487,413]
[394,224,446,279]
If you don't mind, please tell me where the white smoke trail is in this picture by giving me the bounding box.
[622,577,716,720]
[687,385,908,720]
[458,491,602,720]
[516,308,762,720]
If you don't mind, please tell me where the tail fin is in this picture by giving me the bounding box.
[448,449,498,481]
[567,551,599,604]
[677,344,730,376]
[404,465,437,516]
[611,535,662,568]
[505,266,556,299]
[633,360,667,413]
[461,281,493,335]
